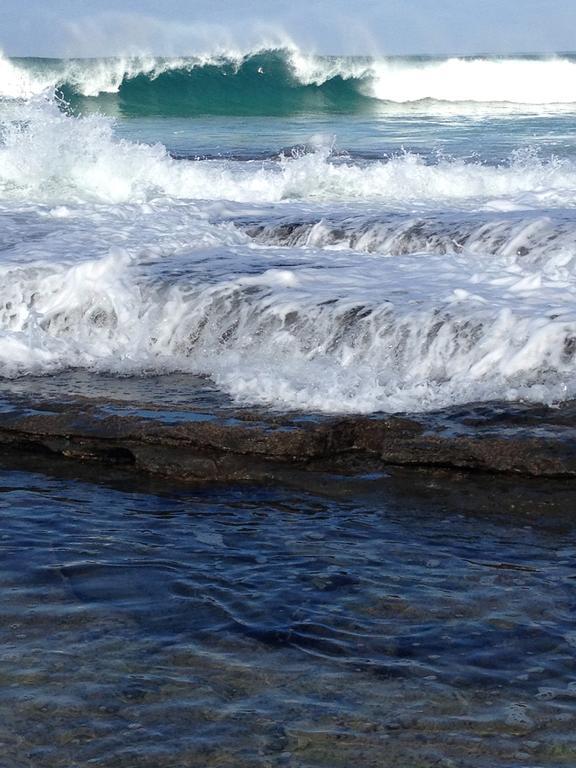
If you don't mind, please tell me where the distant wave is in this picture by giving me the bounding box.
[3,49,576,116]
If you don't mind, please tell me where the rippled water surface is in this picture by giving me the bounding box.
[0,463,575,767]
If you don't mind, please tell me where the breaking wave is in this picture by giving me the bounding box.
[3,49,576,116]
[2,47,576,413]
[1,96,575,209]
[0,244,575,413]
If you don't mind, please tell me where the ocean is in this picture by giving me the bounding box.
[1,47,576,767]
[2,49,576,411]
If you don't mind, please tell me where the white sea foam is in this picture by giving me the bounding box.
[1,97,575,209]
[366,57,576,104]
[288,50,576,104]
[0,237,575,411]
[0,179,576,412]
[249,214,576,276]
[1,52,576,413]
[0,53,50,99]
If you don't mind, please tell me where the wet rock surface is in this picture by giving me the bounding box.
[0,376,575,486]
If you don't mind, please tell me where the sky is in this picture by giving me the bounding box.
[1,0,575,57]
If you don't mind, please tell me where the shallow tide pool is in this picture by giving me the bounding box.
[0,462,575,767]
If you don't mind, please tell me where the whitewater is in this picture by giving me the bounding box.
[2,47,576,413]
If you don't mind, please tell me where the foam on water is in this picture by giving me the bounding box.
[366,57,576,104]
[246,213,576,271]
[1,98,576,209]
[0,219,575,411]
[0,53,47,99]
[1,51,576,413]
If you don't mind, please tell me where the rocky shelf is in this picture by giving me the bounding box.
[0,386,575,486]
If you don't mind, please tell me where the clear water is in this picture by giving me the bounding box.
[1,462,575,767]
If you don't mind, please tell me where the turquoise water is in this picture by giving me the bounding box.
[115,110,576,163]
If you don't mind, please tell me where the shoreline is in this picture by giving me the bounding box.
[1,385,575,487]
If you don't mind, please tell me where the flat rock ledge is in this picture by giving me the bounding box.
[0,393,575,485]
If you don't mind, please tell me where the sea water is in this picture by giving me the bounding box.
[1,463,576,768]
[1,47,576,767]
[2,49,576,413]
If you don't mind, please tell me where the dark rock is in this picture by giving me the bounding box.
[0,391,575,488]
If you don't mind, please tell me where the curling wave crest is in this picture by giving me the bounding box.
[3,49,576,116]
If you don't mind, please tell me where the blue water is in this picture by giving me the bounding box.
[116,111,576,164]
[0,462,575,767]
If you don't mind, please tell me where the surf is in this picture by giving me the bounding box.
[1,96,575,208]
[4,49,576,117]
[2,44,576,414]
